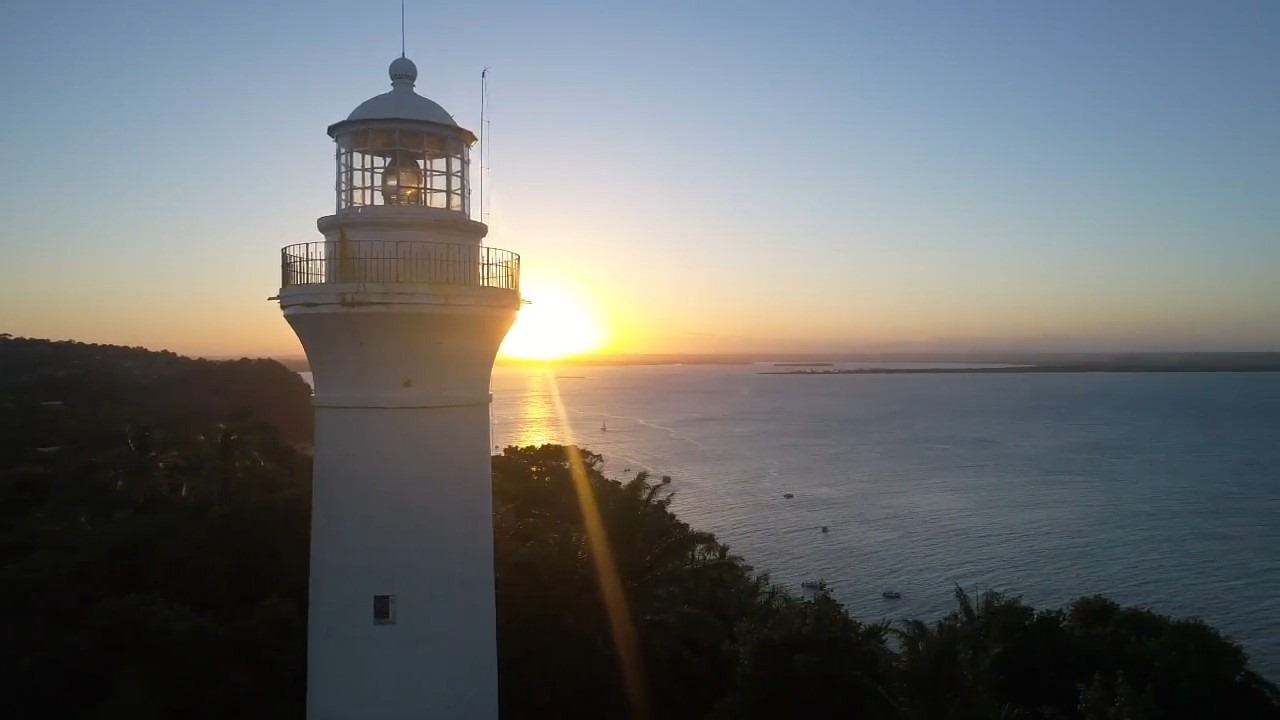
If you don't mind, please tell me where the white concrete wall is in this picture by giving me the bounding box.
[284,300,516,720]
[288,308,512,408]
[307,402,498,720]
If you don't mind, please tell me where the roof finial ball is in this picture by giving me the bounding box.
[389,56,417,87]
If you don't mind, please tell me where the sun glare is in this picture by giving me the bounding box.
[500,289,605,360]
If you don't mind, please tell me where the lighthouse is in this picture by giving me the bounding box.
[278,56,519,719]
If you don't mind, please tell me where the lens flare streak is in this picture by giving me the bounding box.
[542,371,650,719]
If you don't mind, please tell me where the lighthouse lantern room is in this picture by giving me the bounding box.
[330,57,473,212]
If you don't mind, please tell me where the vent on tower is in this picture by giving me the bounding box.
[373,594,397,625]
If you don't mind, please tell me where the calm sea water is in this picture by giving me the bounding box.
[487,364,1280,676]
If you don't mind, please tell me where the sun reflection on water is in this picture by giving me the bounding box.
[509,371,569,447]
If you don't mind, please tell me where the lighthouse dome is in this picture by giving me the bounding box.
[345,57,458,127]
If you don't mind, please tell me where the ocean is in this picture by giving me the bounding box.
[301,364,1280,675]
[490,364,1280,676]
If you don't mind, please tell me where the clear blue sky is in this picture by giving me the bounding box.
[1,0,1276,355]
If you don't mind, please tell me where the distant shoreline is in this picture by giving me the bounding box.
[761,365,1280,375]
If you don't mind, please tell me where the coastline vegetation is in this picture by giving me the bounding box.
[2,336,1277,718]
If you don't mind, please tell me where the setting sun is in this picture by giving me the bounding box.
[500,288,606,360]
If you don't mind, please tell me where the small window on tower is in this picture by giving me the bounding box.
[373,594,396,625]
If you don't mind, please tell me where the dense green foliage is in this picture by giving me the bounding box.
[2,337,1277,718]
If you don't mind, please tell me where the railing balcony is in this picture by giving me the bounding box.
[281,240,519,291]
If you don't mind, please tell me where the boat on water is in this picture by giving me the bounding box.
[820,525,829,533]
[601,420,607,432]
[800,581,822,590]
[783,493,795,499]
[882,590,902,600]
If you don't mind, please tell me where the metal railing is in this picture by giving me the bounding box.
[281,240,519,291]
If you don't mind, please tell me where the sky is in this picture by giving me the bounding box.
[1,0,1277,356]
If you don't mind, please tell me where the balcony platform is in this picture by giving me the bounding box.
[281,240,519,291]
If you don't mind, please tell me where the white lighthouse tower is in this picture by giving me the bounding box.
[278,56,519,719]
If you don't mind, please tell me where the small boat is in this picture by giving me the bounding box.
[819,525,829,533]
[601,420,607,432]
[782,493,795,499]
[882,590,902,600]
[800,581,822,590]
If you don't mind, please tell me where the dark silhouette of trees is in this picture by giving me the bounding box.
[2,337,1277,718]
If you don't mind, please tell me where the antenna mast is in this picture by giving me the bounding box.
[400,0,406,57]
[479,67,491,224]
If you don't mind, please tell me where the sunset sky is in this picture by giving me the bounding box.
[1,1,1277,356]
